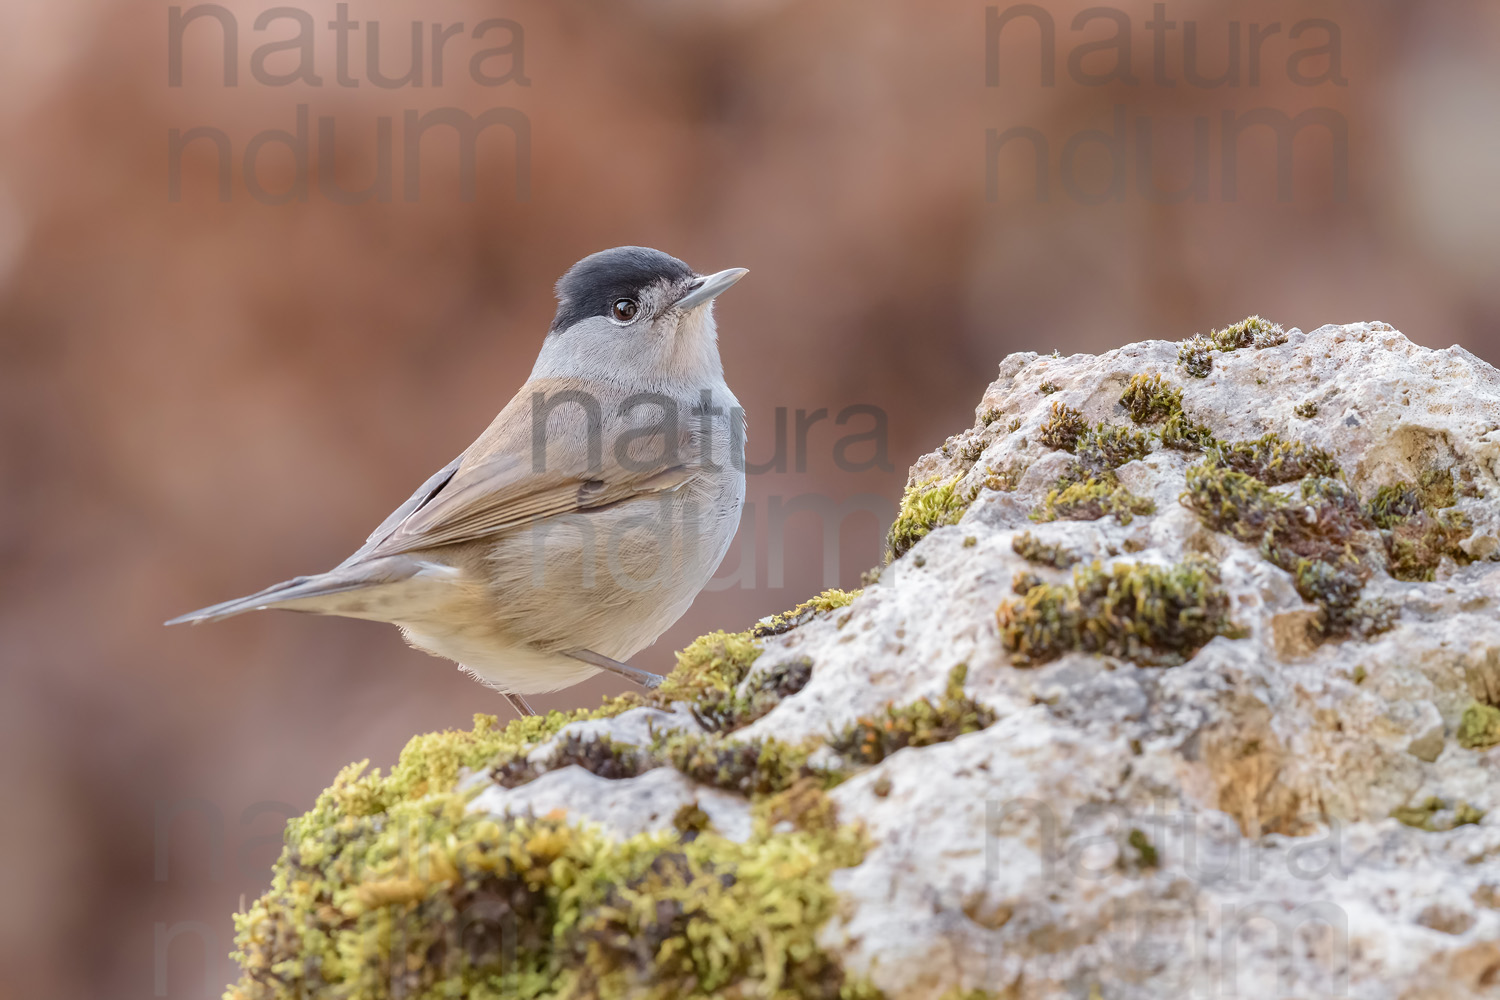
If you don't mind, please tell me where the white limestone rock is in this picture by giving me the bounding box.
[466,322,1500,999]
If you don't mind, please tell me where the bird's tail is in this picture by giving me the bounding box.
[164,557,419,626]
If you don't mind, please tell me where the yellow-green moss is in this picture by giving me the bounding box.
[1294,400,1319,419]
[1391,797,1486,832]
[1118,373,1183,425]
[230,802,872,1000]
[1177,316,1286,378]
[1031,473,1156,526]
[1126,828,1159,868]
[1011,531,1080,569]
[1159,413,1218,452]
[887,476,968,561]
[753,589,860,638]
[1458,701,1500,750]
[653,630,762,707]
[227,709,883,1000]
[225,577,970,1000]
[1206,433,1338,486]
[1177,336,1214,378]
[1038,402,1088,452]
[979,464,1022,493]
[1384,511,1472,581]
[671,801,713,837]
[997,558,1241,666]
[828,665,995,766]
[1367,473,1472,582]
[492,732,651,788]
[660,732,834,796]
[1208,315,1286,351]
[1180,462,1392,639]
[1074,424,1153,470]
[692,656,814,734]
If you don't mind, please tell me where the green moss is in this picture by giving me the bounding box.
[670,800,712,837]
[493,733,652,788]
[1012,531,1080,569]
[1366,473,1472,582]
[1119,373,1183,424]
[1391,797,1486,832]
[1206,433,1338,485]
[956,438,987,463]
[1180,462,1387,638]
[1126,828,1159,868]
[828,665,996,766]
[753,589,860,638]
[1177,335,1214,378]
[1458,701,1500,750]
[660,733,833,797]
[1180,466,1364,566]
[1039,381,1060,395]
[652,630,762,708]
[1180,463,1280,540]
[1074,423,1153,470]
[1158,413,1218,452]
[1038,402,1088,452]
[757,778,847,835]
[1034,416,1155,525]
[1177,316,1286,378]
[1294,400,1318,419]
[1367,483,1425,529]
[979,464,1022,493]
[227,706,883,1000]
[1208,315,1286,351]
[1031,473,1156,526]
[1385,510,1472,581]
[692,656,814,734]
[997,557,1241,666]
[293,712,616,825]
[1011,569,1042,595]
[1291,558,1395,637]
[887,476,967,560]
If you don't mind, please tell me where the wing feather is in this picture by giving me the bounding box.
[358,380,698,557]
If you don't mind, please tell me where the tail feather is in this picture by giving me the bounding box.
[164,559,415,626]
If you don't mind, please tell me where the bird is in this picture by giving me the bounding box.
[167,246,749,717]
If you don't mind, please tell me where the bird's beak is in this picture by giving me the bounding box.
[674,267,748,310]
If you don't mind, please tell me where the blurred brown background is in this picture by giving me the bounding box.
[1,0,1498,996]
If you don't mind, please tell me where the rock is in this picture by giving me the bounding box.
[227,321,1500,1000]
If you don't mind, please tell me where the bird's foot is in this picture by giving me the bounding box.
[502,692,538,717]
[565,649,665,689]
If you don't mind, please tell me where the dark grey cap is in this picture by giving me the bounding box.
[550,246,695,332]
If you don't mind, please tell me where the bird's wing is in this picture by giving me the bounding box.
[358,385,697,558]
[334,455,464,567]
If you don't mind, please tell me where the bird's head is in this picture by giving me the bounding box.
[532,246,747,386]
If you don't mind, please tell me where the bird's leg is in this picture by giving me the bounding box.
[565,649,665,690]
[502,692,538,717]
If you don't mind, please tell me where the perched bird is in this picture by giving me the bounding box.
[168,247,748,717]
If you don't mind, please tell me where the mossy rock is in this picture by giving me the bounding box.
[997,557,1243,666]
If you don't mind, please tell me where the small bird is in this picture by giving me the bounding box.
[168,247,748,717]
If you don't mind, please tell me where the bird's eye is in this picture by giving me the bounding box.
[611,298,639,323]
